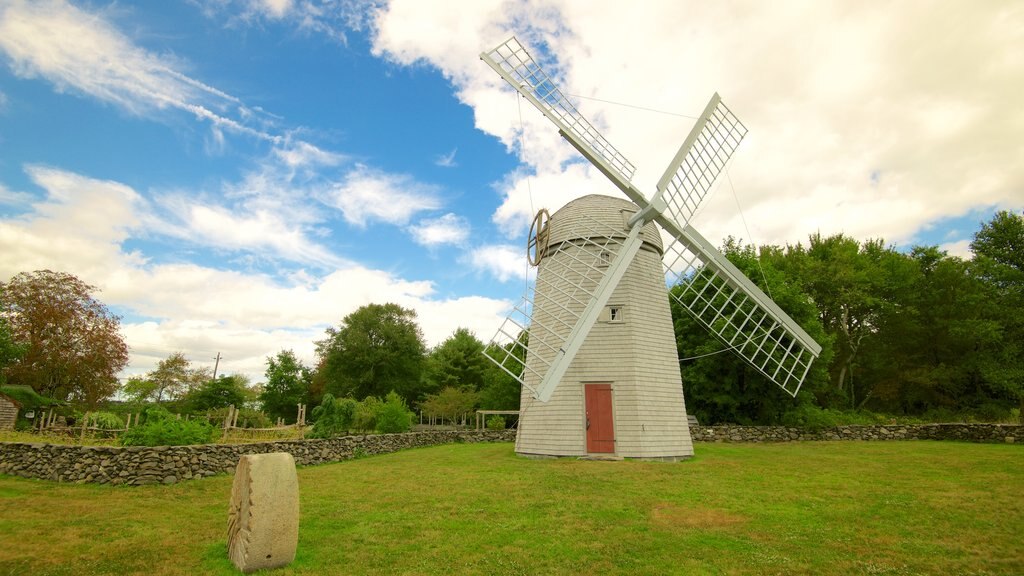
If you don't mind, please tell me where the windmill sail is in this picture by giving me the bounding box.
[481,36,821,401]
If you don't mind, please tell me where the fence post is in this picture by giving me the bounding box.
[80,413,89,441]
[223,405,235,441]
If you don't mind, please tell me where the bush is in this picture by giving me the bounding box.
[780,404,879,429]
[375,391,413,434]
[486,415,506,431]
[307,394,357,439]
[85,411,124,430]
[205,406,271,428]
[120,405,214,446]
[353,396,381,432]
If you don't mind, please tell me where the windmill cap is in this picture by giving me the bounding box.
[546,194,664,255]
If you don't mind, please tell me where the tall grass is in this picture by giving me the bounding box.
[0,441,1021,575]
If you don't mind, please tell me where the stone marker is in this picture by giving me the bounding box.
[227,452,299,573]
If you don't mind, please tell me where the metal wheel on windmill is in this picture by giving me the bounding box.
[481,37,822,460]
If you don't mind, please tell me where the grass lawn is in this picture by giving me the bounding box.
[0,441,1021,575]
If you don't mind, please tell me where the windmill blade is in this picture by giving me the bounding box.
[484,209,636,398]
[663,223,822,396]
[652,94,748,228]
[480,37,647,205]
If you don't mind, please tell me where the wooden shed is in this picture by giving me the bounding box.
[0,391,22,431]
[515,195,694,460]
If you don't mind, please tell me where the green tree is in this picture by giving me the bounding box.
[420,386,480,425]
[0,309,26,386]
[780,234,916,408]
[122,352,210,404]
[307,393,357,438]
[0,270,128,406]
[671,239,831,424]
[424,328,489,393]
[375,391,414,433]
[185,374,249,412]
[969,210,1024,419]
[315,303,426,403]
[479,336,524,410]
[971,210,1024,277]
[260,350,310,423]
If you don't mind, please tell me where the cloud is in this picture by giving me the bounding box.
[434,148,458,168]
[0,165,509,381]
[195,0,379,44]
[369,0,1024,252]
[325,164,442,227]
[465,244,529,283]
[0,182,32,205]
[408,213,469,247]
[0,0,276,140]
[939,239,973,260]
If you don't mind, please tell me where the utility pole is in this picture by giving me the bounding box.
[212,352,222,381]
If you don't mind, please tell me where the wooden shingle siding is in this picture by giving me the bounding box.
[516,195,694,460]
[0,394,20,431]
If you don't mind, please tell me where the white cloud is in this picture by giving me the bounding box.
[465,244,529,283]
[370,0,1024,252]
[435,148,458,168]
[197,0,377,43]
[0,165,509,382]
[325,164,442,227]
[938,239,973,260]
[0,0,271,140]
[408,213,469,247]
[0,182,31,205]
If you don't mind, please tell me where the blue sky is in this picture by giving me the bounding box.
[1,0,1021,383]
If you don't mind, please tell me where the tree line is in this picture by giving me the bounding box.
[1,210,1021,426]
[673,210,1023,425]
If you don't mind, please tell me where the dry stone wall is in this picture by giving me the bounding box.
[0,425,1019,486]
[690,423,1021,443]
[0,430,515,486]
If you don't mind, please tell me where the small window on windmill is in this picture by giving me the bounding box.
[601,305,624,323]
[598,250,611,267]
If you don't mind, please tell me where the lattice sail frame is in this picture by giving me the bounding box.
[481,36,821,399]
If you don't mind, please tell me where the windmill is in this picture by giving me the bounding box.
[481,37,822,460]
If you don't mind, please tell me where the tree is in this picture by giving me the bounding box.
[0,270,128,406]
[375,391,414,433]
[122,352,210,404]
[185,374,249,412]
[420,386,480,425]
[479,336,525,411]
[307,393,357,438]
[315,303,427,403]
[423,328,489,393]
[260,350,311,423]
[0,310,26,386]
[671,239,831,424]
[971,210,1024,277]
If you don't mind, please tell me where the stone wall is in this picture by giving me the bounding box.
[690,423,1021,444]
[1,425,1019,486]
[0,430,515,486]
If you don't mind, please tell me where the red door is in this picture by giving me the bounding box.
[585,383,615,453]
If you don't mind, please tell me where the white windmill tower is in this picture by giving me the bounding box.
[482,37,822,460]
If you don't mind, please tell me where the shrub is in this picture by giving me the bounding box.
[205,406,271,428]
[307,394,357,439]
[353,396,381,432]
[780,404,879,429]
[486,415,506,431]
[85,411,124,430]
[120,405,214,446]
[375,391,413,434]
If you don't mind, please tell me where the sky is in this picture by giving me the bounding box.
[0,0,1021,385]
